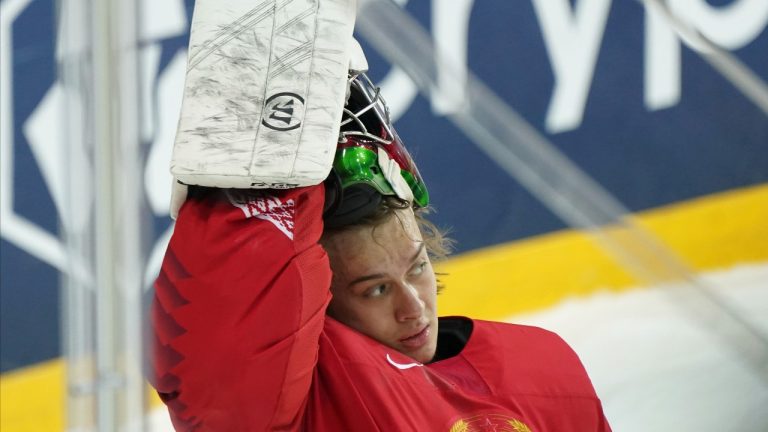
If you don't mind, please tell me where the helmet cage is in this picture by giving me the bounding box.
[323,73,429,228]
[340,73,395,145]
[337,73,428,207]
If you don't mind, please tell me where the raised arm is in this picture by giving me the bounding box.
[150,185,330,431]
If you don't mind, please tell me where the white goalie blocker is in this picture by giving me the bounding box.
[170,0,361,218]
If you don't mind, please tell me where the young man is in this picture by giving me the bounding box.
[151,73,611,431]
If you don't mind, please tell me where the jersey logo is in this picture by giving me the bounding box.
[226,191,295,240]
[449,414,532,432]
[386,353,423,370]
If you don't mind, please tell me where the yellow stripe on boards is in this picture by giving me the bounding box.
[1,183,766,430]
[436,183,768,320]
[435,225,639,320]
[0,358,163,431]
[637,183,768,269]
[0,359,64,432]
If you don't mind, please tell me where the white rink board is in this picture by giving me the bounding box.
[514,262,768,432]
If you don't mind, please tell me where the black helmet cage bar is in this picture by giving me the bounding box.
[339,73,395,146]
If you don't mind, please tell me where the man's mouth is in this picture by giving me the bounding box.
[399,324,430,349]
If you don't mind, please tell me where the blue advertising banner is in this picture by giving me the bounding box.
[2,0,766,373]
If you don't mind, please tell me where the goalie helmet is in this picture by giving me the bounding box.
[323,73,429,228]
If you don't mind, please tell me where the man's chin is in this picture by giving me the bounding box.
[406,341,437,364]
[420,348,438,364]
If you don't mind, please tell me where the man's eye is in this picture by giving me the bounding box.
[411,261,427,276]
[367,285,387,297]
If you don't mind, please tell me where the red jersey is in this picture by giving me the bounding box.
[151,186,611,431]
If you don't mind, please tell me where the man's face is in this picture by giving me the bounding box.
[322,208,439,363]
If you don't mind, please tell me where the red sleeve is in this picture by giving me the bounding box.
[150,186,331,431]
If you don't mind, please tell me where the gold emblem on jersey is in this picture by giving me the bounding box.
[450,419,469,432]
[508,418,532,432]
[449,414,532,431]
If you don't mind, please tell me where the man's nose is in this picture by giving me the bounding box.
[394,283,425,322]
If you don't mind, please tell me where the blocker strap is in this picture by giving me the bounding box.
[171,0,357,189]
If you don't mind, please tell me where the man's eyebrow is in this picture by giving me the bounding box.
[410,242,426,263]
[346,243,426,290]
[347,273,386,289]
